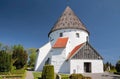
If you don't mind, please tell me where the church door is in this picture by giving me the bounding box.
[84,62,91,73]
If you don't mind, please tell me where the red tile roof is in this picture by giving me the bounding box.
[67,43,84,60]
[52,37,68,48]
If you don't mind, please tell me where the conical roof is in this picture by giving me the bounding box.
[48,6,89,36]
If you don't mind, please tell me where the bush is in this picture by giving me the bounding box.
[69,74,84,79]
[42,65,54,79]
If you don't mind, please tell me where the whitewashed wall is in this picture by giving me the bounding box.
[70,59,103,74]
[51,48,70,73]
[65,38,71,58]
[49,29,88,51]
[34,42,51,71]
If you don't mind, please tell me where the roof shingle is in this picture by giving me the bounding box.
[48,6,89,36]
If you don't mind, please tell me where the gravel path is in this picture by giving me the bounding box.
[25,71,34,79]
[82,72,120,79]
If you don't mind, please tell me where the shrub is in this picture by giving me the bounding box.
[69,74,84,79]
[41,65,54,79]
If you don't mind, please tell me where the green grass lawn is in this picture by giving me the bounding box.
[60,74,69,79]
[33,72,42,79]
[0,69,26,79]
[33,72,70,79]
[109,69,117,73]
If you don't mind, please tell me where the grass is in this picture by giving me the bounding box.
[60,74,69,79]
[0,69,26,79]
[33,72,42,79]
[33,72,70,79]
[109,69,117,73]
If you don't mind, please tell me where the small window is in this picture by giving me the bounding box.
[76,33,79,38]
[60,33,63,37]
[86,36,89,42]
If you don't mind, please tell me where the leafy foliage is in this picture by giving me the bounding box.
[104,61,116,72]
[0,50,12,72]
[42,65,54,79]
[12,45,28,69]
[116,60,120,72]
[0,42,27,79]
[0,43,28,72]
[28,48,37,67]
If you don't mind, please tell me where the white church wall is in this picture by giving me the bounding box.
[51,48,70,73]
[70,59,84,74]
[70,59,103,74]
[65,38,71,58]
[49,29,88,50]
[91,60,104,73]
[34,42,51,71]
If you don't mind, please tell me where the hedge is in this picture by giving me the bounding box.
[41,65,54,79]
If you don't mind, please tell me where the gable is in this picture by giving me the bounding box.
[67,43,85,60]
[52,37,68,48]
[68,42,103,60]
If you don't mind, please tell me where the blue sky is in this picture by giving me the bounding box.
[0,0,120,65]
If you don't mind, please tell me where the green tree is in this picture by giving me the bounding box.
[0,43,12,72]
[28,48,37,67]
[116,60,120,72]
[104,61,116,72]
[0,50,12,72]
[12,45,28,69]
